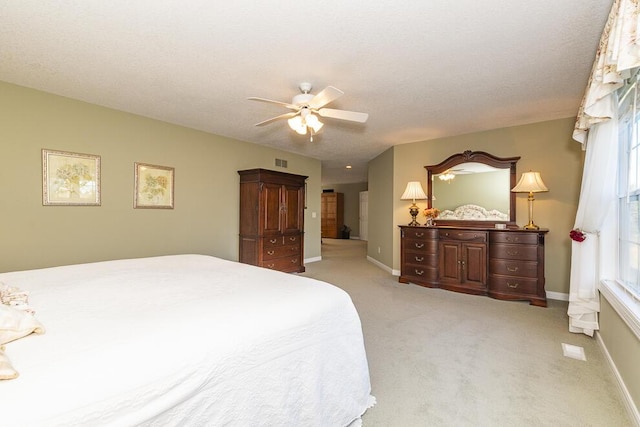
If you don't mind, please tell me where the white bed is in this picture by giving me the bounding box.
[0,254,374,426]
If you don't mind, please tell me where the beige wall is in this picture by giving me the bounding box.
[322,182,368,238]
[600,297,640,412]
[0,81,322,272]
[370,117,582,292]
[367,147,395,265]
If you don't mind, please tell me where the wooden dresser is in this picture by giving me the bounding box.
[399,226,548,306]
[238,169,307,273]
[321,192,344,238]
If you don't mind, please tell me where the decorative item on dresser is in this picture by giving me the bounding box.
[511,171,549,230]
[400,181,428,226]
[321,192,344,238]
[399,226,548,306]
[238,169,307,273]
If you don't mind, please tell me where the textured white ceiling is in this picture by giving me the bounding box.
[0,1,611,184]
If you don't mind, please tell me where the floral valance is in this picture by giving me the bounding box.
[573,0,640,144]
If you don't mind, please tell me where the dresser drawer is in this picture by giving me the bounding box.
[262,243,301,260]
[403,266,438,283]
[489,275,539,295]
[403,239,438,253]
[490,232,539,245]
[440,230,487,243]
[403,227,437,240]
[404,252,438,267]
[489,259,538,278]
[490,243,538,261]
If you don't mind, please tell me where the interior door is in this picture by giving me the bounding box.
[359,191,368,241]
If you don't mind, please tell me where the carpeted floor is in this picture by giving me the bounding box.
[302,239,633,427]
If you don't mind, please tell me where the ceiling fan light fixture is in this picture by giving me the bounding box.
[288,116,307,134]
[305,113,324,133]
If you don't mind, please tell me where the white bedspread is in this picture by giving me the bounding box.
[0,254,374,426]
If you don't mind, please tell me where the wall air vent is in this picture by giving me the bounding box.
[275,158,288,168]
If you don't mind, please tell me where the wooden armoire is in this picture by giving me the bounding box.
[321,192,344,238]
[238,169,307,273]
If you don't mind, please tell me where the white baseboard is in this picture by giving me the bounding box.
[596,332,640,426]
[304,256,322,264]
[366,256,399,275]
[546,291,569,301]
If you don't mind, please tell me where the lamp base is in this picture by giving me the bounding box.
[408,204,420,226]
[523,222,540,230]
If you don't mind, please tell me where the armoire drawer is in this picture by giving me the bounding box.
[262,243,301,260]
[261,255,302,272]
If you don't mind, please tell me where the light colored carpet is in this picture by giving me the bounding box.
[303,239,632,427]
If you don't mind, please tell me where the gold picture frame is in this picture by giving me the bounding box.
[42,149,101,206]
[134,162,174,209]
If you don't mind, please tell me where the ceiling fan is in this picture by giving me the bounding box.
[248,82,368,141]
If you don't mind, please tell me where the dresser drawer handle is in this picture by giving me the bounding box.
[267,250,275,256]
[291,258,298,264]
[506,266,519,272]
[507,282,519,288]
[269,238,277,244]
[415,256,424,262]
[414,243,425,249]
[415,232,424,237]
[505,236,519,242]
[266,264,275,269]
[507,250,519,256]
[415,269,424,276]
[289,237,297,242]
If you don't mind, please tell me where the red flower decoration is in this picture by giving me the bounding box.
[569,229,586,242]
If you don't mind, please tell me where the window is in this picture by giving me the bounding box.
[608,74,640,339]
[618,75,640,299]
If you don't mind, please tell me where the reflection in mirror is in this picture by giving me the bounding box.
[433,163,511,220]
[425,151,520,227]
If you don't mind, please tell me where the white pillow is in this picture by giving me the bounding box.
[0,346,18,380]
[0,304,45,345]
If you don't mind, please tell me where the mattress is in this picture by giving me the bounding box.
[0,254,374,426]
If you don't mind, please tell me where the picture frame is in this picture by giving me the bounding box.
[134,162,174,209]
[42,149,101,206]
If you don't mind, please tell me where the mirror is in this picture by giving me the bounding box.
[425,150,520,227]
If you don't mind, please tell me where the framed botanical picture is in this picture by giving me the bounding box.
[42,149,101,206]
[134,162,174,209]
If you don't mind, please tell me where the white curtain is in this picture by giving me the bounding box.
[570,0,640,336]
[568,113,618,336]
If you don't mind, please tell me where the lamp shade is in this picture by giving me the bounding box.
[401,181,427,202]
[511,171,548,193]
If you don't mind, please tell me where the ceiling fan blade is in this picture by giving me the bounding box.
[247,97,299,110]
[254,111,298,126]
[317,108,369,123]
[308,86,344,109]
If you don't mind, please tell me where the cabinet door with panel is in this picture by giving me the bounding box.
[438,230,487,294]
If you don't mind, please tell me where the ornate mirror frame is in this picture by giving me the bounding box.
[425,150,521,228]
